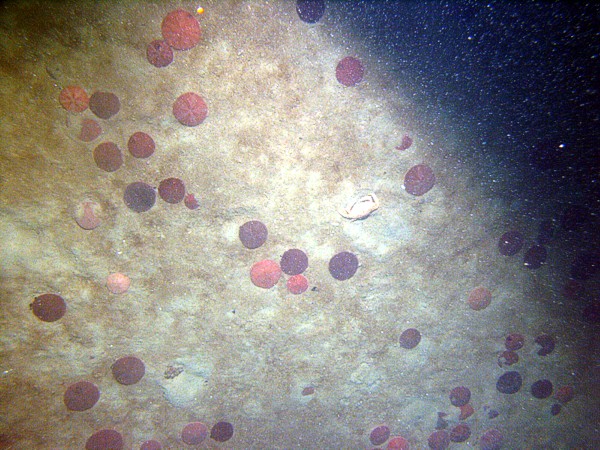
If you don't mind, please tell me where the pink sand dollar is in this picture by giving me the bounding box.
[173,92,208,126]
[79,118,102,142]
[161,9,201,51]
[287,274,308,294]
[75,201,101,230]
[250,260,282,289]
[468,286,492,310]
[336,56,364,87]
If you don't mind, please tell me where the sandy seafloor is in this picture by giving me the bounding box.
[0,1,598,449]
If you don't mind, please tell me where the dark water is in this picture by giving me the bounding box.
[335,1,599,203]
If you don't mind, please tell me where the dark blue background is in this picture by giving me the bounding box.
[333,1,598,204]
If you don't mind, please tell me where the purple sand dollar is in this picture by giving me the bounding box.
[399,328,421,349]
[30,294,66,322]
[498,230,524,256]
[296,0,326,23]
[210,421,234,442]
[328,251,358,280]
[111,356,145,385]
[124,182,156,213]
[524,244,547,269]
[531,379,553,399]
[496,371,522,394]
[64,381,100,411]
[239,220,268,249]
[280,248,308,275]
[89,91,120,119]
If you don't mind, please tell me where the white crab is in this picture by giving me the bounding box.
[337,193,380,221]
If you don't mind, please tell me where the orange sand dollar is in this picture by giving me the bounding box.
[59,85,89,112]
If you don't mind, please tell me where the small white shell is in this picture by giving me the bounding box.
[338,193,380,220]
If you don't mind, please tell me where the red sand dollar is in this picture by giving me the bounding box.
[396,134,413,151]
[111,356,145,385]
[497,350,519,367]
[404,164,436,196]
[505,333,525,351]
[79,118,102,142]
[336,56,364,86]
[173,92,208,126]
[496,371,522,394]
[459,403,474,420]
[162,9,201,51]
[250,260,282,289]
[387,436,410,450]
[158,177,186,204]
[369,425,391,446]
[449,423,471,443]
[30,293,66,322]
[89,91,120,119]
[480,428,503,450]
[184,193,200,210]
[555,385,575,403]
[59,85,89,112]
[287,274,308,294]
[562,279,584,300]
[181,422,208,445]
[85,429,123,450]
[140,440,162,450]
[64,380,100,411]
[296,0,326,23]
[449,386,471,407]
[523,244,547,269]
[428,430,450,450]
[537,219,554,245]
[468,286,492,310]
[93,142,123,172]
[128,131,155,158]
[146,39,173,67]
